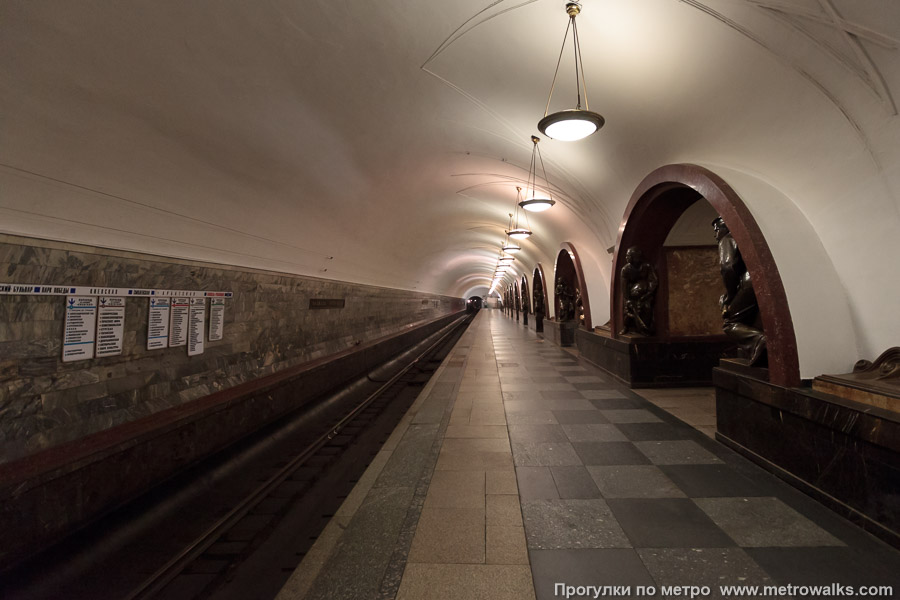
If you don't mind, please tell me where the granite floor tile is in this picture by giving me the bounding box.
[449,409,471,425]
[572,382,620,391]
[502,383,576,392]
[509,424,568,443]
[522,499,631,549]
[540,389,586,400]
[572,442,652,466]
[305,486,414,600]
[637,548,773,598]
[587,397,642,409]
[552,410,610,424]
[458,384,501,393]
[515,466,560,500]
[549,466,601,499]
[374,437,434,488]
[530,376,569,384]
[599,409,663,424]
[487,525,530,565]
[614,422,695,441]
[507,410,559,425]
[424,470,485,509]
[512,441,584,467]
[506,399,597,412]
[396,564,535,600]
[468,410,508,425]
[502,390,546,402]
[635,440,723,465]
[565,375,606,383]
[582,389,632,401]
[435,450,514,471]
[530,549,655,600]
[744,547,900,589]
[487,494,523,527]
[587,465,686,499]
[486,469,518,495]
[498,376,532,384]
[561,424,627,442]
[441,437,510,454]
[445,425,508,439]
[660,464,770,498]
[694,497,845,547]
[606,498,736,548]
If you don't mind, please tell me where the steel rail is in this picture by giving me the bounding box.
[124,314,469,600]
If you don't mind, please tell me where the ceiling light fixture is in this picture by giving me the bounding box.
[537,2,605,141]
[519,136,556,213]
[505,191,532,240]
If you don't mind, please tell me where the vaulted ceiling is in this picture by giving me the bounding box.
[2,0,899,336]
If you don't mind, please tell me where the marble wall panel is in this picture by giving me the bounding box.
[0,235,463,463]
[665,247,722,337]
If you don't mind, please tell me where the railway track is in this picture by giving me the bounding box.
[3,314,472,600]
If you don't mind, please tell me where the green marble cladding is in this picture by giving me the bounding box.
[0,236,464,464]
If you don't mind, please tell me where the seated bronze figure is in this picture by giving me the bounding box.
[620,246,658,336]
[713,216,767,366]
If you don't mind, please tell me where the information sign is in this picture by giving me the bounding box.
[147,297,171,350]
[169,298,189,347]
[209,297,225,342]
[96,297,125,358]
[62,296,97,362]
[188,298,205,356]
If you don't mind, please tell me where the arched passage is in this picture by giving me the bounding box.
[520,275,530,327]
[533,265,548,333]
[554,243,593,330]
[611,164,800,387]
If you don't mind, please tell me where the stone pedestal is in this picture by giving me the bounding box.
[543,319,575,347]
[812,348,900,413]
[575,328,737,388]
[714,364,900,549]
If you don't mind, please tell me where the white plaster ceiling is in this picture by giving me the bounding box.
[1,0,899,364]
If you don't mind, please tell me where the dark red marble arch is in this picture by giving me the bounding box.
[533,263,549,318]
[611,164,800,387]
[556,242,593,330]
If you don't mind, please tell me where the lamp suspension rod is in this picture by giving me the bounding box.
[573,14,590,111]
[536,139,553,202]
[544,18,573,118]
[529,137,538,200]
[572,13,582,110]
[513,189,521,229]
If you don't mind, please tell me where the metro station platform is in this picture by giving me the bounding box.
[276,310,900,600]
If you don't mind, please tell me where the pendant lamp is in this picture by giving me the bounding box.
[519,136,556,212]
[505,190,532,240]
[537,2,605,141]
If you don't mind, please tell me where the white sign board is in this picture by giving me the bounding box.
[169,298,190,347]
[188,298,205,356]
[209,297,225,342]
[62,296,96,362]
[0,284,233,298]
[96,297,125,358]
[147,297,171,350]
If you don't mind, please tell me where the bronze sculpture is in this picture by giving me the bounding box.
[619,246,658,335]
[713,216,767,365]
[555,280,576,322]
